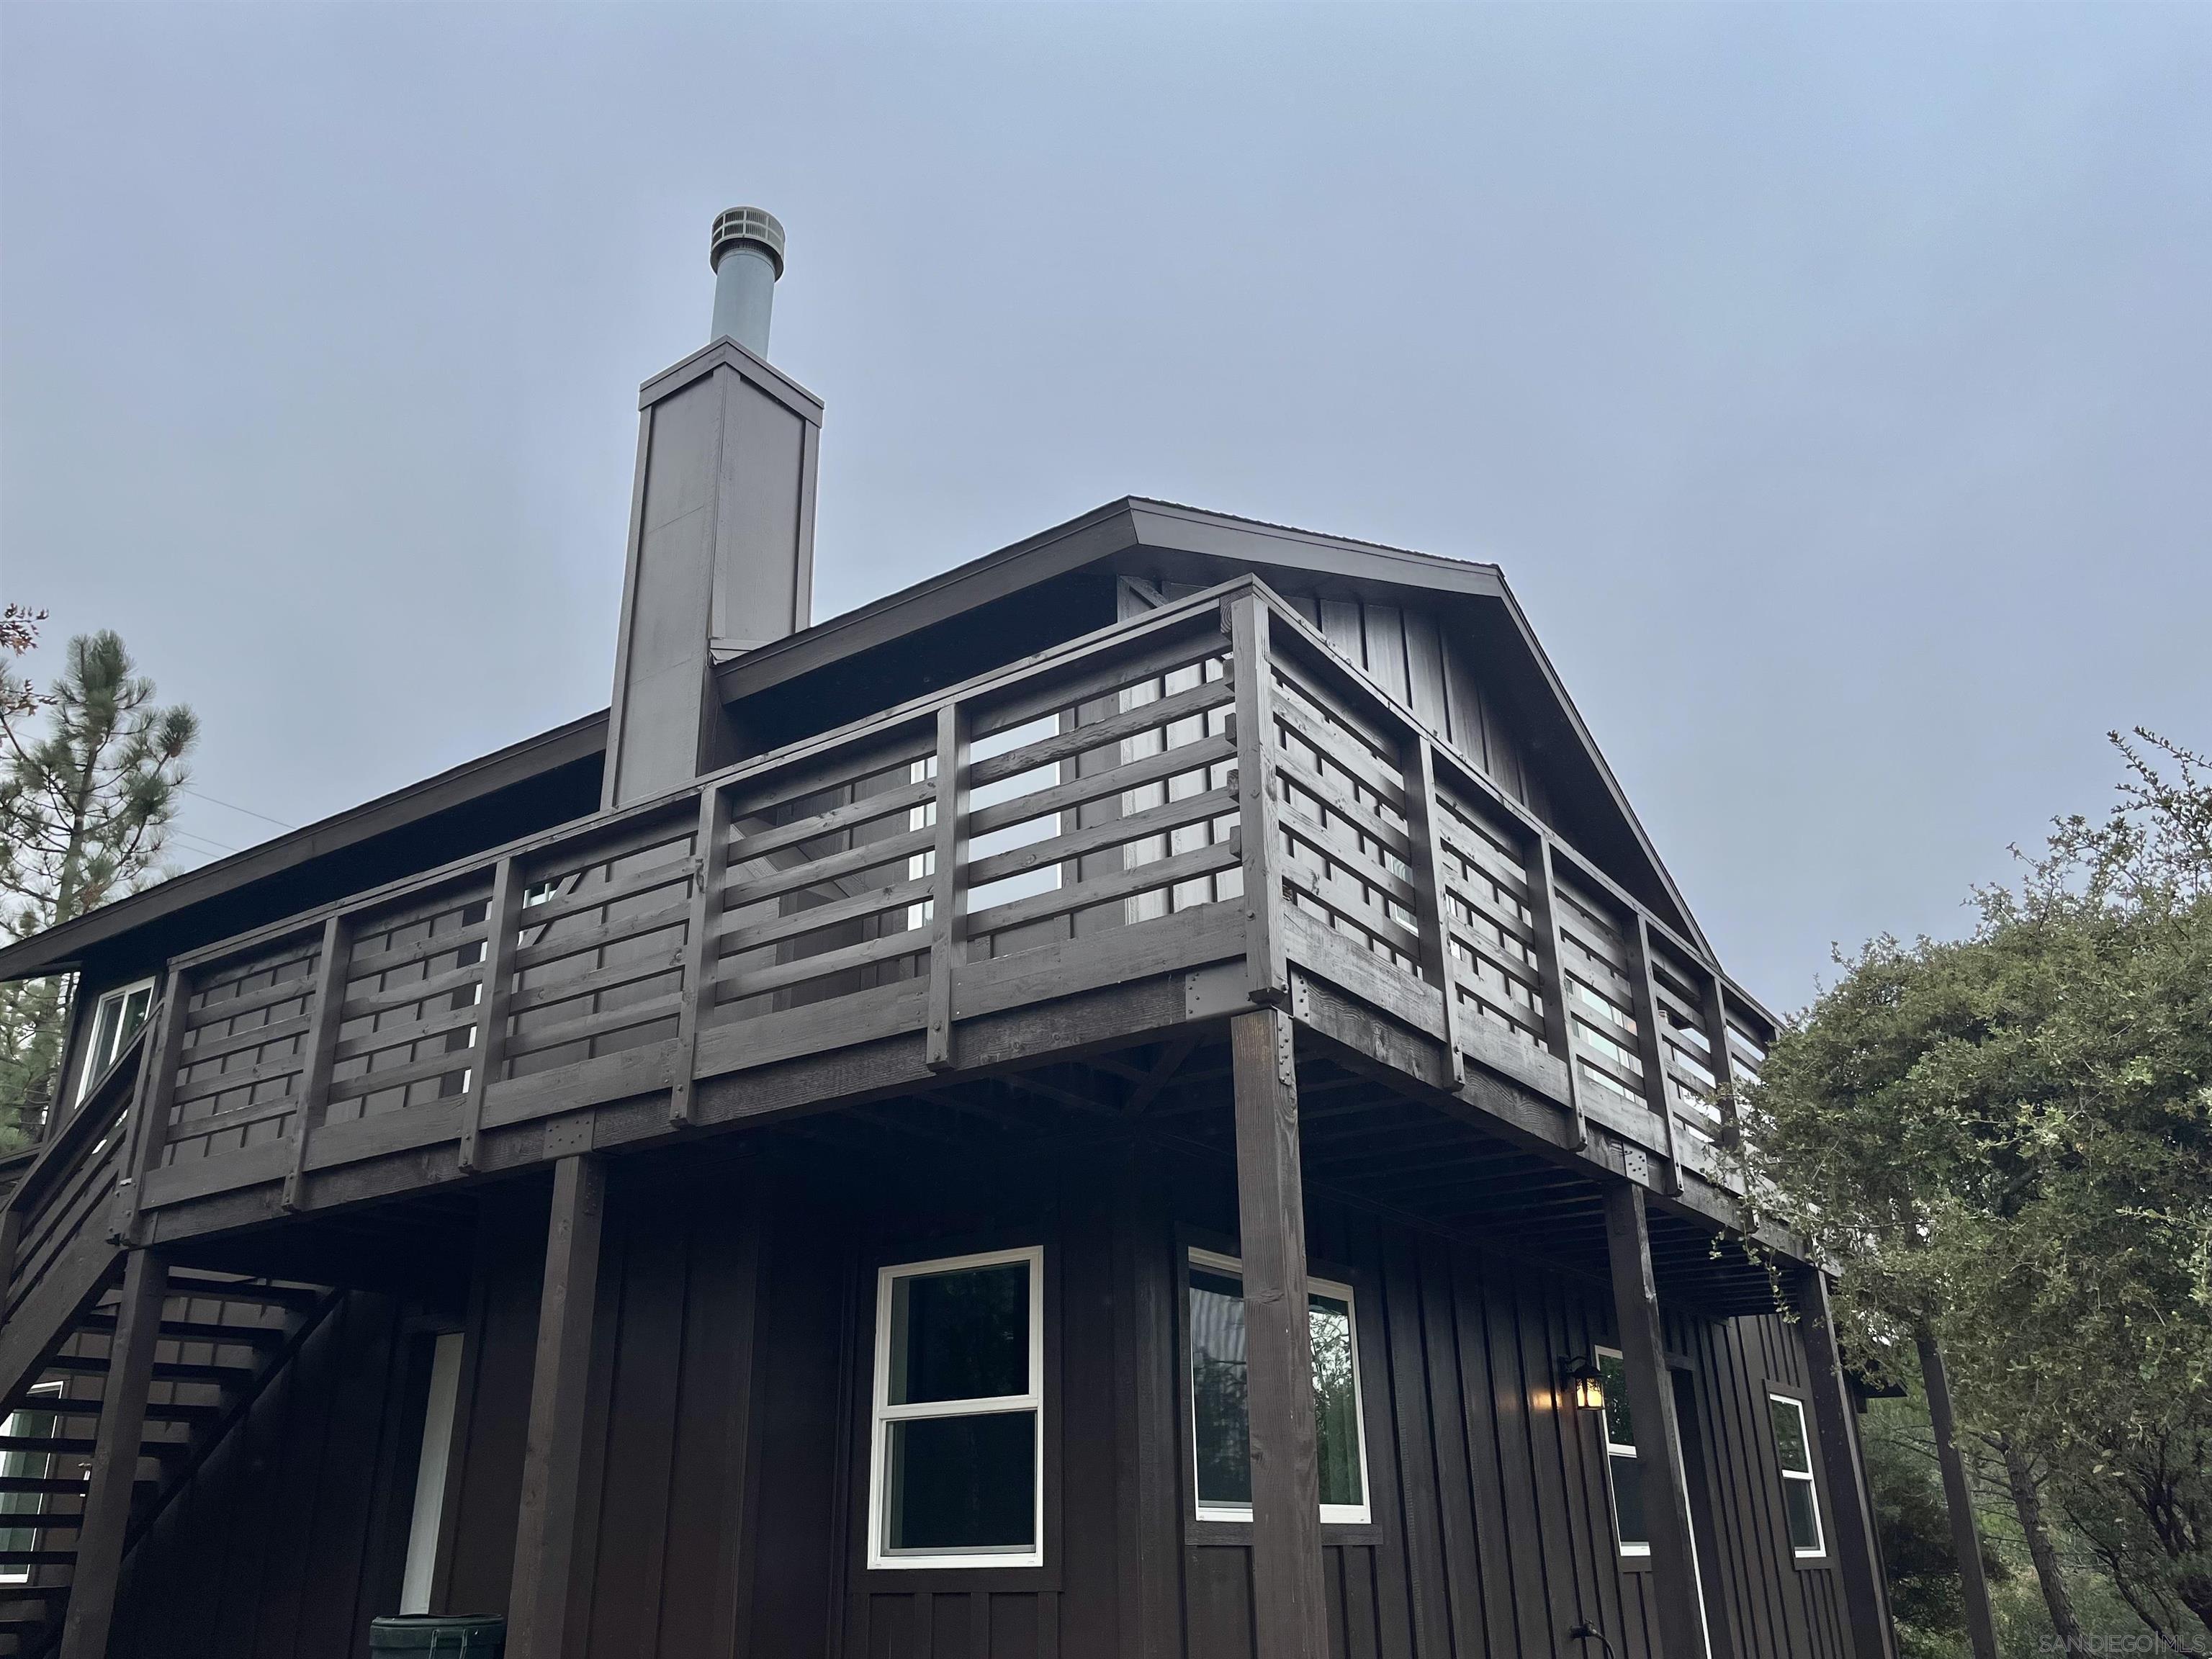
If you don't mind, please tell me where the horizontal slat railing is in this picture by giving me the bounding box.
[117,576,1773,1220]
[1236,585,1773,1192]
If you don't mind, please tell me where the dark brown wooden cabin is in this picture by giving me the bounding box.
[0,215,1897,1659]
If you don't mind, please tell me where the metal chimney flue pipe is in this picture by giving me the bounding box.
[709,207,786,356]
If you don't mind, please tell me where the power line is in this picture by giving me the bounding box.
[181,786,295,830]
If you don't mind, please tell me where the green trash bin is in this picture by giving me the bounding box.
[369,1614,506,1655]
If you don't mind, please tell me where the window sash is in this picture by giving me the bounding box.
[866,1246,1045,1570]
[1596,1346,1650,1555]
[76,978,155,1104]
[1185,1247,1373,1527]
[1768,1393,1826,1557]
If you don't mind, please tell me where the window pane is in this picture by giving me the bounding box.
[1784,1476,1822,1552]
[1311,1294,1362,1509]
[1599,1352,1635,1449]
[1190,1267,1250,1507]
[1609,1452,1650,1547]
[886,1411,1036,1553]
[1188,1262,1365,1514]
[0,1408,58,1561]
[119,986,152,1045]
[890,1262,1029,1406]
[1769,1398,1811,1474]
[88,997,124,1074]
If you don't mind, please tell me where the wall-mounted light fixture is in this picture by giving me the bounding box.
[1561,1356,1607,1413]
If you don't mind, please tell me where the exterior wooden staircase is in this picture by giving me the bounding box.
[0,1016,341,1657]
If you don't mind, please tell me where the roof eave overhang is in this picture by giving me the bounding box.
[0,709,608,984]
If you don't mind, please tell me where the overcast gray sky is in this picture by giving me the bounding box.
[3,4,2206,1008]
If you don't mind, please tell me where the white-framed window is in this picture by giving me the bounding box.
[1186,1248,1372,1526]
[76,978,155,1104]
[1768,1393,1826,1557]
[866,1246,1044,1570]
[0,1381,68,1584]
[1596,1348,1650,1555]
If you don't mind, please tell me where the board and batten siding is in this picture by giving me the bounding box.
[1120,578,1555,827]
[420,1143,1848,1659]
[95,1142,1853,1659]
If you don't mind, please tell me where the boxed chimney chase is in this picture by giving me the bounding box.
[603,207,822,811]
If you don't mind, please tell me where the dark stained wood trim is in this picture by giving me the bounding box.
[56,1246,166,1659]
[0,712,607,984]
[1627,914,1686,1197]
[1526,840,1588,1150]
[1228,593,1287,1005]
[1604,1181,1708,1658]
[282,913,354,1211]
[1402,734,1467,1092]
[925,700,972,1070]
[508,1154,610,1659]
[460,855,526,1164]
[1794,1266,1898,1657]
[1229,1005,1327,1659]
[671,791,732,1129]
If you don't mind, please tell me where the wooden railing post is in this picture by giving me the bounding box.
[459,857,523,1169]
[925,701,972,1071]
[508,1153,608,1659]
[1603,1182,1709,1659]
[1229,1005,1326,1659]
[109,968,186,1246]
[672,791,732,1125]
[1227,593,1287,1006]
[1403,735,1466,1091]
[56,1245,166,1659]
[1626,914,1686,1195]
[1525,839,1587,1149]
[1700,973,1743,1146]
[282,913,353,1212]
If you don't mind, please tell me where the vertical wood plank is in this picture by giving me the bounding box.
[1524,840,1587,1148]
[459,857,524,1169]
[926,701,972,1070]
[1401,737,1465,1092]
[1228,593,1288,1004]
[282,912,354,1211]
[672,789,734,1126]
[508,1154,609,1659]
[1627,915,1686,1195]
[1231,1004,1326,1659]
[1603,1182,1708,1659]
[56,1247,166,1659]
[1796,1269,1899,1659]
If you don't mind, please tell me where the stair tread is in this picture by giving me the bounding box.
[75,1310,285,1348]
[40,1354,256,1385]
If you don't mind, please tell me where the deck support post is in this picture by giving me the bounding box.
[507,1154,608,1659]
[1602,1181,1708,1659]
[57,1246,166,1659]
[1797,1266,1900,1659]
[1229,1005,1326,1659]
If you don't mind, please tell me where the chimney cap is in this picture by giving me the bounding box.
[710,207,786,280]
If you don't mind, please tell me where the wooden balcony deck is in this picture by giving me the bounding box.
[61,579,1776,1256]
